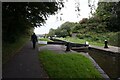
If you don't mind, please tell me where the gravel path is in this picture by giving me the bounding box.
[3,41,48,78]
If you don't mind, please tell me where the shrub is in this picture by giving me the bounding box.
[108,32,120,47]
[76,34,84,39]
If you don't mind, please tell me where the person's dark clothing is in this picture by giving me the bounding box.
[31,33,38,49]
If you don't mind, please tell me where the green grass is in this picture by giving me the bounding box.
[3,36,29,64]
[39,38,53,42]
[39,44,46,47]
[57,37,105,47]
[38,50,103,79]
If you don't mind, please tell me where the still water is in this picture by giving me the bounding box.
[74,48,120,79]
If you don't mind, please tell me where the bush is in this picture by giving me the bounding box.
[108,32,120,47]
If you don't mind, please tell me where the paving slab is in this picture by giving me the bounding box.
[39,44,66,53]
[38,41,47,44]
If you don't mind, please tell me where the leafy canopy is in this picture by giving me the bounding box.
[2,2,64,43]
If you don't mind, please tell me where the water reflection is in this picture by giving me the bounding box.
[73,48,120,79]
[88,49,120,79]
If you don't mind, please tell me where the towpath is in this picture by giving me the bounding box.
[3,41,48,78]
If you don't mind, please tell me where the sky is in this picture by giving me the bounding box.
[34,0,99,34]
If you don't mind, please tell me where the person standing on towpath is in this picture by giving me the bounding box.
[31,33,38,49]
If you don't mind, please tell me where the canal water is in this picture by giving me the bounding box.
[74,48,120,79]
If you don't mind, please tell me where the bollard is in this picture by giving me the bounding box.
[85,41,89,47]
[66,42,71,51]
[104,40,108,48]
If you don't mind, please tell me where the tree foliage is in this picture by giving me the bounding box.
[47,1,120,46]
[95,2,120,31]
[2,2,64,43]
[48,22,75,37]
[79,18,88,24]
[47,28,56,37]
[60,22,75,37]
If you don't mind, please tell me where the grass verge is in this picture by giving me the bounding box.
[38,50,103,79]
[3,36,29,64]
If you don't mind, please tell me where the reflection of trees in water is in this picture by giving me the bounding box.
[88,49,120,78]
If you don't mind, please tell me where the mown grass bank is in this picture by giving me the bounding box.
[3,36,29,64]
[56,32,120,47]
[38,50,103,79]
[57,37,104,47]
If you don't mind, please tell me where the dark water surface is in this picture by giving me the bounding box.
[74,48,120,79]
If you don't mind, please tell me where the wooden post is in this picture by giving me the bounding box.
[66,42,71,51]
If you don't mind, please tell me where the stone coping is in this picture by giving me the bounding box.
[89,45,120,54]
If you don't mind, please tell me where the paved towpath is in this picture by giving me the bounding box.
[3,41,48,78]
[38,44,66,53]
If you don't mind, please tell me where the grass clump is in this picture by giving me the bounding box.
[39,44,46,47]
[38,50,103,79]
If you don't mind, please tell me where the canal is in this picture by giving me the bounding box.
[49,39,120,79]
[74,48,120,79]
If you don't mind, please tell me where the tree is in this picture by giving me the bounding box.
[95,2,120,31]
[60,22,75,37]
[54,27,61,37]
[72,23,82,33]
[48,28,56,37]
[2,2,64,43]
[79,18,88,24]
[48,22,75,37]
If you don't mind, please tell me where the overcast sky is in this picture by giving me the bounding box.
[34,0,98,34]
